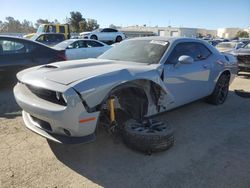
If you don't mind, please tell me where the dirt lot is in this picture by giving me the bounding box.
[1,74,250,188]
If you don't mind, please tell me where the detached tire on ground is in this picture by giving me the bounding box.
[122,119,174,154]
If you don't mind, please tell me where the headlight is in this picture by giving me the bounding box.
[55,92,67,106]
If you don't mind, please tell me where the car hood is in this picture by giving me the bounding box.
[17,58,160,86]
[80,32,91,35]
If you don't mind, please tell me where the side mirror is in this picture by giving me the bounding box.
[178,55,194,64]
[67,45,74,49]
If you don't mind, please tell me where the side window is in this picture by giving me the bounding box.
[196,43,212,59]
[46,35,54,42]
[59,26,65,33]
[167,42,210,64]
[245,43,250,49]
[102,28,109,32]
[70,41,80,48]
[0,39,26,55]
[186,43,200,61]
[54,35,64,42]
[46,25,56,33]
[68,41,79,49]
[85,40,104,48]
[37,35,45,42]
[103,28,117,32]
[68,41,87,49]
[109,29,118,32]
[167,43,196,64]
[78,41,87,48]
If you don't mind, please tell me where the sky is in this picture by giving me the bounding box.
[1,0,250,29]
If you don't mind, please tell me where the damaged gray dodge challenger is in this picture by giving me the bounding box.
[14,37,238,148]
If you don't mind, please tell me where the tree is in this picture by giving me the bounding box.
[35,19,50,28]
[69,11,85,32]
[0,20,3,31]
[52,19,60,24]
[79,20,87,32]
[21,20,36,33]
[0,17,36,33]
[1,17,22,32]
[236,30,249,38]
[109,24,117,29]
[86,19,99,31]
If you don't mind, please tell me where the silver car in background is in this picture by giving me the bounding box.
[216,41,245,52]
[14,37,238,144]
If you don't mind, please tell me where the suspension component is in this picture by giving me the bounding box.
[108,96,117,132]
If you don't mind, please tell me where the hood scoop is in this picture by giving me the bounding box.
[40,64,59,69]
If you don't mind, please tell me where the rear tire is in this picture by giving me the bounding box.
[207,74,230,105]
[115,36,122,43]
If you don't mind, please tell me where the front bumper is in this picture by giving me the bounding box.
[14,82,100,144]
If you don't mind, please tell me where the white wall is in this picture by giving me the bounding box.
[217,28,241,39]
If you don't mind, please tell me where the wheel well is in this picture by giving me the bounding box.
[221,70,231,78]
[100,79,167,117]
[91,34,97,39]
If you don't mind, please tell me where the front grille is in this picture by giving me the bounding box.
[237,55,250,65]
[31,115,52,132]
[26,84,66,106]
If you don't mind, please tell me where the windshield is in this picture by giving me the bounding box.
[37,25,45,33]
[99,39,169,64]
[30,34,39,41]
[54,40,74,49]
[243,43,250,49]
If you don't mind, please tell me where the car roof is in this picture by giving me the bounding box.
[0,35,57,49]
[127,36,220,54]
[128,36,206,43]
[33,33,64,37]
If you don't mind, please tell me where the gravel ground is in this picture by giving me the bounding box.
[0,74,250,188]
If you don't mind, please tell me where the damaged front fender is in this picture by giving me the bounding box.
[73,67,175,116]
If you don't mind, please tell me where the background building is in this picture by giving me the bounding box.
[121,25,249,39]
[121,25,217,38]
[217,28,241,38]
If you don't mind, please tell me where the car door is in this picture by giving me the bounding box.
[0,39,35,84]
[98,28,109,41]
[163,42,212,106]
[106,28,118,41]
[66,41,88,60]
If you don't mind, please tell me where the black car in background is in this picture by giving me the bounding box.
[0,36,66,86]
[232,42,250,72]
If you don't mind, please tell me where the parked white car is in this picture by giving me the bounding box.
[80,28,126,43]
[216,41,245,52]
[54,39,111,60]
